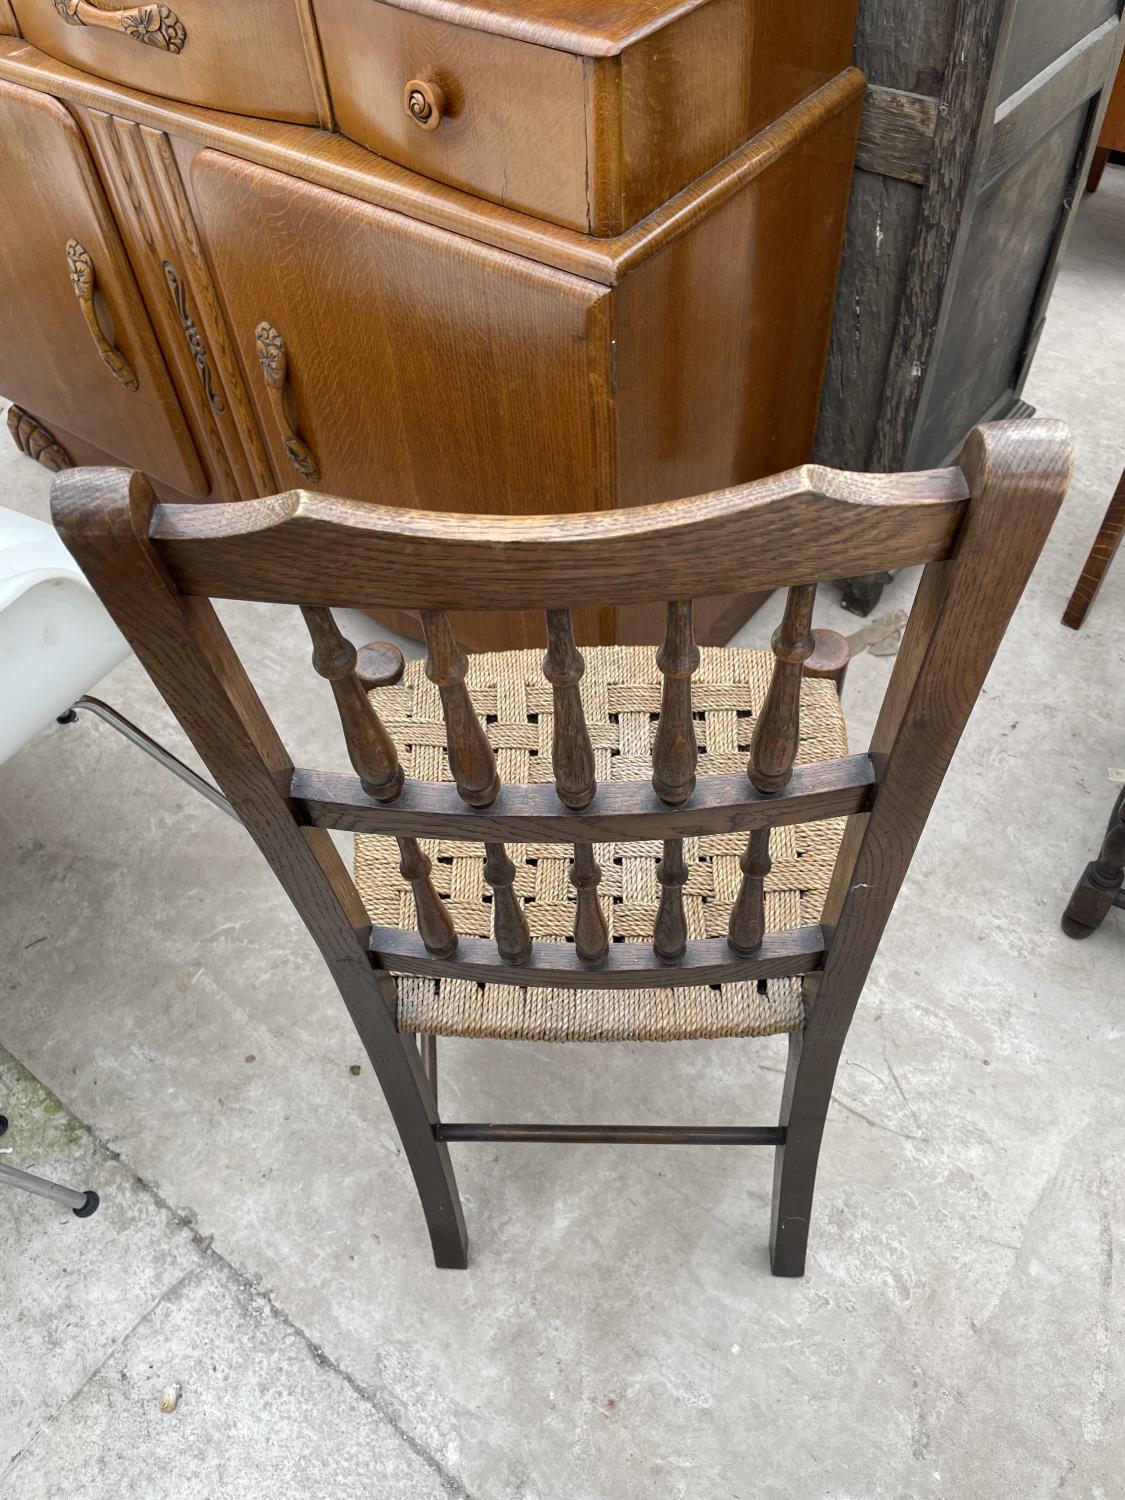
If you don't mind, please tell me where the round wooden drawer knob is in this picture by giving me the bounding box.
[404,79,445,131]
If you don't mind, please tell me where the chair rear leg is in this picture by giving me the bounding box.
[400,1115,469,1270]
[344,977,468,1269]
[769,1029,837,1277]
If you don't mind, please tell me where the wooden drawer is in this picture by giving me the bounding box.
[0,79,206,495]
[8,0,326,123]
[314,0,857,234]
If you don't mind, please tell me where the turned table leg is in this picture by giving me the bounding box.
[1062,785,1125,938]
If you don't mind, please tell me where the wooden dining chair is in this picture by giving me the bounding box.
[51,418,1071,1277]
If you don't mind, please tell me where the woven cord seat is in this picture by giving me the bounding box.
[354,645,848,1042]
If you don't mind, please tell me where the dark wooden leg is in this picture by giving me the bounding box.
[1062,468,1125,629]
[1087,146,1111,193]
[838,573,893,617]
[50,470,467,1266]
[1062,786,1125,939]
[365,978,466,1268]
[769,1025,838,1277]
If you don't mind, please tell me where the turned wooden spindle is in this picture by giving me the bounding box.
[420,609,500,808]
[543,609,597,809]
[727,825,772,955]
[570,842,609,963]
[652,600,700,805]
[749,584,817,793]
[653,837,688,962]
[397,836,458,959]
[301,606,404,801]
[484,841,532,964]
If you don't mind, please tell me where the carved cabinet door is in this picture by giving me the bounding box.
[189,149,616,522]
[0,79,207,495]
[191,147,621,647]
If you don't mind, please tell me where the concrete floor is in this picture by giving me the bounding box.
[3,172,1125,1500]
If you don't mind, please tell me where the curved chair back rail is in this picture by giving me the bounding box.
[49,419,1073,1276]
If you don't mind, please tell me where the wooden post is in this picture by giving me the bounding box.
[570,841,609,963]
[750,586,816,793]
[652,600,700,805]
[654,838,688,961]
[543,608,597,809]
[421,608,500,807]
[728,826,771,955]
[302,605,404,801]
[484,841,532,964]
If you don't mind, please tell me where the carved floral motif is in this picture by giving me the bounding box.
[52,0,187,55]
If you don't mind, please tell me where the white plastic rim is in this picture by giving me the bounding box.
[0,506,130,765]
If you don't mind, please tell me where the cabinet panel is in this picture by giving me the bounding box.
[1000,0,1118,101]
[616,99,859,502]
[913,105,1087,469]
[190,150,614,521]
[0,78,206,494]
[9,0,325,124]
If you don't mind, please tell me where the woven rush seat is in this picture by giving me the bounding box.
[354,645,848,1042]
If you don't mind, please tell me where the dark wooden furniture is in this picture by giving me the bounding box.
[0,0,863,649]
[821,0,1125,613]
[1062,786,1125,938]
[52,416,1072,1276]
[1063,467,1125,629]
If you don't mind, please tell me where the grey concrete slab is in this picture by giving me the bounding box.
[2,168,1125,1498]
[0,1049,474,1500]
[0,1050,198,1468]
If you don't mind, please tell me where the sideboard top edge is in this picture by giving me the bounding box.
[0,40,862,287]
[366,0,716,57]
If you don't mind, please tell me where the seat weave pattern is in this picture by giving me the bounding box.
[354,645,848,1042]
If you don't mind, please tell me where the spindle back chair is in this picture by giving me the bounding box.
[51,419,1072,1277]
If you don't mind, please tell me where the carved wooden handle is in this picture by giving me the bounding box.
[403,79,445,131]
[52,0,186,52]
[65,238,138,391]
[254,322,321,483]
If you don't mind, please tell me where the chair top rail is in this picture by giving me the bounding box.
[148,462,971,610]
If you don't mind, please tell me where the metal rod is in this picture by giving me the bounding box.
[61,697,238,821]
[0,1158,94,1212]
[434,1123,787,1145]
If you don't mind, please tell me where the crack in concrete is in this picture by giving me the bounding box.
[0,1047,476,1500]
[3,1267,202,1484]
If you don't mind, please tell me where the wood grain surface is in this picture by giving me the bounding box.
[0,77,206,494]
[149,464,970,609]
[9,0,325,122]
[0,40,864,287]
[289,755,877,843]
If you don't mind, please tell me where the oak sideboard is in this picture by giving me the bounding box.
[0,0,862,648]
